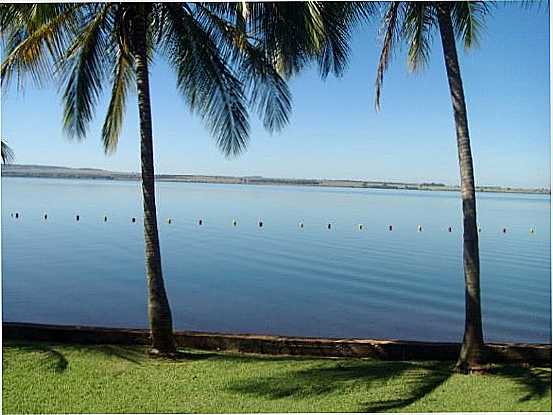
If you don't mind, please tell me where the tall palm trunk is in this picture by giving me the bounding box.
[133,10,176,355]
[437,3,485,372]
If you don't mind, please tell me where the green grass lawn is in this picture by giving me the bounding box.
[2,341,551,413]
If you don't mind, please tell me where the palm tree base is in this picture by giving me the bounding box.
[454,361,490,375]
[148,347,178,358]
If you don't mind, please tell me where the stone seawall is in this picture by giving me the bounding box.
[3,322,551,365]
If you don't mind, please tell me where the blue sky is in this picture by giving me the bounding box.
[1,5,550,188]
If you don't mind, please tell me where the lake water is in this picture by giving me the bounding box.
[1,177,551,343]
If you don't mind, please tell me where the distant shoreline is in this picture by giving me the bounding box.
[1,164,550,195]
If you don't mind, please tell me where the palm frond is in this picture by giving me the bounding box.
[375,1,402,111]
[451,1,491,49]
[247,2,313,78]
[193,4,291,133]
[316,2,375,78]
[1,3,83,90]
[162,3,249,157]
[1,139,14,164]
[315,2,350,78]
[504,0,541,11]
[402,2,435,72]
[101,44,133,154]
[60,3,112,139]
[240,45,292,133]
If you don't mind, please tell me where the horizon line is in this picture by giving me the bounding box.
[2,163,550,192]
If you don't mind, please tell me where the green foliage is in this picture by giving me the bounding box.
[1,139,14,164]
[3,341,551,413]
[374,1,491,110]
[1,2,365,157]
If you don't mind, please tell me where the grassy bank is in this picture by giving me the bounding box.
[3,341,551,413]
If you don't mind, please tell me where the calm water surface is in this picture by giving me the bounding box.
[2,177,550,343]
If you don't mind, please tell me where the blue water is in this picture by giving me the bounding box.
[2,177,551,343]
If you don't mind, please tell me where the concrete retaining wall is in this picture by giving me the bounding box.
[3,322,551,365]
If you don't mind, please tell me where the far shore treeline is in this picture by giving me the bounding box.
[2,164,550,195]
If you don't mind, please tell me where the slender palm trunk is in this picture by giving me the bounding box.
[133,11,176,355]
[437,3,485,372]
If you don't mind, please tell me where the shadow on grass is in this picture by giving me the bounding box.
[228,360,452,412]
[92,344,149,364]
[4,342,69,373]
[4,340,324,366]
[3,341,149,368]
[492,365,552,402]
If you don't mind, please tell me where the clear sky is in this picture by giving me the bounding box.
[1,5,550,188]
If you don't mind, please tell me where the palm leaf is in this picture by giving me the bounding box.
[451,1,491,49]
[101,44,133,154]
[402,2,435,72]
[1,139,14,164]
[0,3,83,90]
[316,1,375,78]
[194,3,292,133]
[375,1,402,111]
[162,3,249,157]
[60,3,112,139]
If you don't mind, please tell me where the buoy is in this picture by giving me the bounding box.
[358,224,363,230]
[299,222,304,229]
[448,226,452,232]
[327,223,331,230]
[232,219,237,226]
[502,228,507,233]
[258,220,263,228]
[15,213,19,219]
[76,215,80,221]
[389,225,393,231]
[167,218,172,224]
[131,217,136,223]
[198,219,203,226]
[417,224,423,232]
[44,213,48,220]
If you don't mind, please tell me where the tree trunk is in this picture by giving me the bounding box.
[436,3,485,373]
[132,10,176,355]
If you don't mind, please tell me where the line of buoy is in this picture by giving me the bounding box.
[6,214,538,235]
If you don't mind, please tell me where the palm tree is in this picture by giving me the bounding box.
[373,1,491,373]
[1,139,14,164]
[0,2,364,355]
